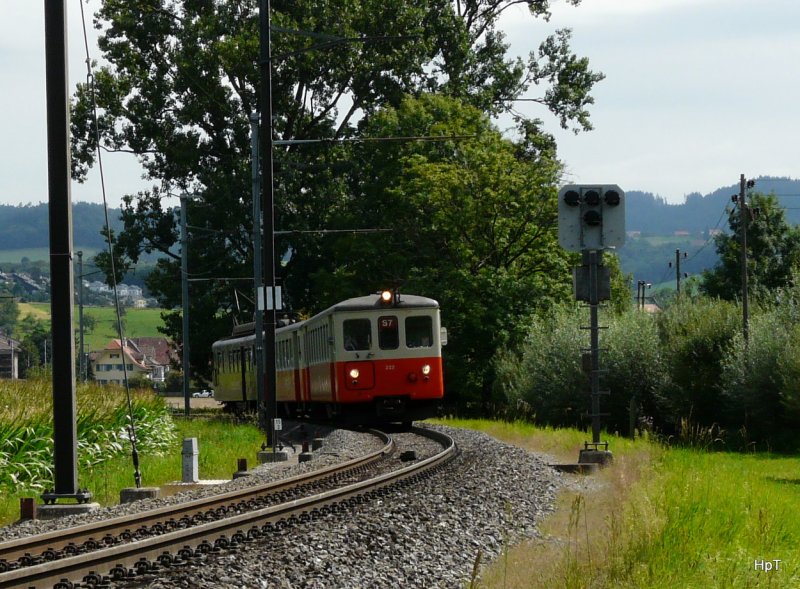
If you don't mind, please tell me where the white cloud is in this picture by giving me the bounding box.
[498,0,800,202]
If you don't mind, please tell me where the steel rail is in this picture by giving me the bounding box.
[0,427,455,589]
[0,429,392,569]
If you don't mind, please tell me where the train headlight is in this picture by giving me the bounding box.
[421,364,431,375]
[380,290,393,304]
[349,368,360,379]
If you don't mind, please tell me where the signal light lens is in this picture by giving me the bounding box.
[583,210,602,226]
[563,190,580,206]
[604,190,621,206]
[584,190,600,206]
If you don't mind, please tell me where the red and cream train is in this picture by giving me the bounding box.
[211,291,446,423]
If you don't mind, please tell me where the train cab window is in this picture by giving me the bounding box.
[378,316,399,350]
[343,319,371,351]
[406,316,433,348]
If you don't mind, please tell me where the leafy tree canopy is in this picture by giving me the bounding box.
[71,0,603,382]
[702,193,800,300]
[308,94,574,400]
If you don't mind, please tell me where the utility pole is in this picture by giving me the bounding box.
[259,0,278,445]
[673,249,688,294]
[739,174,749,342]
[250,112,266,425]
[44,0,85,503]
[180,196,191,417]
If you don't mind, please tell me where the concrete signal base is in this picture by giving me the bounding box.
[550,448,613,475]
[37,502,101,520]
[579,448,614,466]
[120,486,160,504]
[258,449,289,464]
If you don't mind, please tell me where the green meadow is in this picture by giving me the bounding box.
[18,303,166,351]
[442,419,800,589]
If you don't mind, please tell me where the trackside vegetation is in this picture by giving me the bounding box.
[493,285,800,450]
[0,381,264,526]
[0,379,175,523]
[443,419,800,589]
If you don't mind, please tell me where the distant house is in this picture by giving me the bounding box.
[87,281,110,294]
[642,302,662,314]
[117,284,144,299]
[90,337,176,385]
[673,230,690,237]
[0,336,21,379]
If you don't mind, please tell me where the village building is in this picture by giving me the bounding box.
[0,336,22,379]
[89,337,176,386]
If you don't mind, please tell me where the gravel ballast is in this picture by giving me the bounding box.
[3,424,563,588]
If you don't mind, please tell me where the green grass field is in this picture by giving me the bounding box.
[18,302,167,352]
[440,419,800,589]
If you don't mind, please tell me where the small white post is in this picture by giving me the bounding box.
[181,437,199,483]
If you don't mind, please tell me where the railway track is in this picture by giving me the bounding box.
[0,427,456,589]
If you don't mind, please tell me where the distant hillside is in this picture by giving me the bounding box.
[621,176,800,290]
[0,202,122,250]
[626,176,800,234]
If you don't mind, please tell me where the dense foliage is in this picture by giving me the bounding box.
[71,0,605,397]
[702,192,800,300]
[495,288,800,447]
[0,379,175,493]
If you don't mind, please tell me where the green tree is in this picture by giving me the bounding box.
[71,0,603,380]
[312,94,573,404]
[0,293,18,335]
[15,315,49,377]
[702,193,800,300]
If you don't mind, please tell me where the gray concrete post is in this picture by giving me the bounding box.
[182,438,199,483]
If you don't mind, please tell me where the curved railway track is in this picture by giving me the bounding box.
[0,427,456,589]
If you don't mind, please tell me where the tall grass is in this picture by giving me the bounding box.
[0,378,175,495]
[0,378,265,526]
[453,419,800,588]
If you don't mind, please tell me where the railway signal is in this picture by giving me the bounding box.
[558,184,625,252]
[558,183,626,468]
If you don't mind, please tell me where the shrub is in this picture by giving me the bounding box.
[719,311,800,445]
[603,310,669,435]
[494,305,586,427]
[656,297,740,429]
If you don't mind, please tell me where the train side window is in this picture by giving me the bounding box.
[406,316,433,348]
[378,316,399,350]
[343,319,371,351]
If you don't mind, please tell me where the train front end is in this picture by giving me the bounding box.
[331,291,445,423]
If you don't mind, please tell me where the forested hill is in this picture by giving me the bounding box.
[626,176,800,234]
[0,202,123,250]
[1,177,798,250]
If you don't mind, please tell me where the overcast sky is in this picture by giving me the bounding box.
[1,0,798,207]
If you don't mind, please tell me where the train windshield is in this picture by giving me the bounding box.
[406,316,433,348]
[378,316,399,350]
[343,318,371,351]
